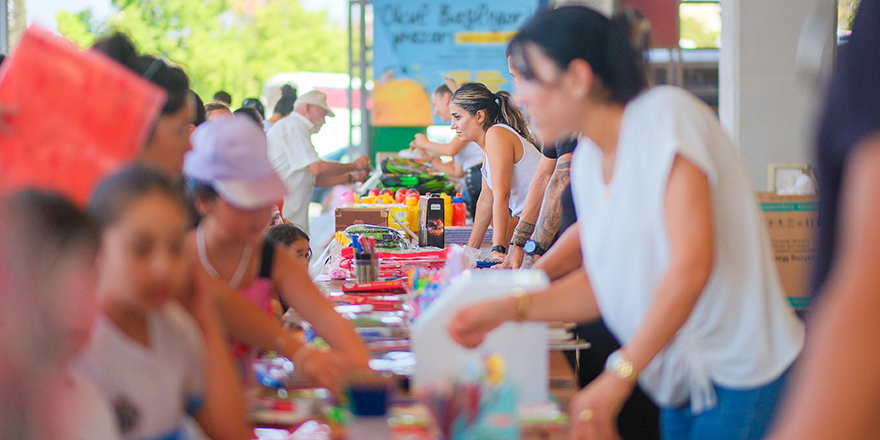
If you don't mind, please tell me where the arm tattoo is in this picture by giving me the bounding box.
[531,167,571,250]
[511,220,535,247]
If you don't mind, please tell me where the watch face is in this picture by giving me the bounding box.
[524,240,537,254]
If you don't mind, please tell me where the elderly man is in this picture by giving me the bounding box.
[267,90,371,232]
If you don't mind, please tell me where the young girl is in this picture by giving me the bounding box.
[183,117,371,392]
[456,83,543,260]
[0,190,118,440]
[265,223,312,268]
[265,223,311,320]
[75,165,251,440]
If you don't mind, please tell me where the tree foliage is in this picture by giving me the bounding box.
[56,0,347,107]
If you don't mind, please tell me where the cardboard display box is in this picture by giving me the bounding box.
[335,207,389,232]
[757,193,818,309]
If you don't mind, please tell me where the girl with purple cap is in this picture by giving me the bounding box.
[183,117,371,393]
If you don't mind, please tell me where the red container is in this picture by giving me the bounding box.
[395,188,408,204]
[452,196,466,227]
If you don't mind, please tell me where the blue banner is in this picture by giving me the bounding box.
[371,0,541,126]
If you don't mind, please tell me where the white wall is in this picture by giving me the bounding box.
[719,0,832,190]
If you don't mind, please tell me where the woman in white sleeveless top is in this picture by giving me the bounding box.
[451,82,542,260]
[447,7,803,440]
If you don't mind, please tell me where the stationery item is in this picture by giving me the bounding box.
[418,195,445,248]
[0,26,165,205]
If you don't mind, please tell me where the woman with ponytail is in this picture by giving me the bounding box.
[448,6,803,440]
[453,83,542,260]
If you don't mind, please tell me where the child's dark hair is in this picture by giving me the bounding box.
[265,223,310,247]
[234,106,263,125]
[241,97,266,119]
[191,90,207,126]
[213,91,232,106]
[273,84,297,117]
[185,179,219,204]
[1,189,100,266]
[89,165,187,229]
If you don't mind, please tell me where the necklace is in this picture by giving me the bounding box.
[196,223,253,289]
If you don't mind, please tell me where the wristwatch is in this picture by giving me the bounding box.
[491,245,507,254]
[605,350,636,381]
[523,239,547,257]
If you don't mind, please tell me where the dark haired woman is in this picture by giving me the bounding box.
[92,33,194,176]
[448,7,803,440]
[454,83,542,260]
[264,84,297,133]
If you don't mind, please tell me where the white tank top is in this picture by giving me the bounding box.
[481,124,542,217]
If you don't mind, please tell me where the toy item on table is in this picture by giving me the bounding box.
[418,195,445,248]
[379,157,455,194]
[415,355,519,440]
[346,370,393,440]
[342,280,406,294]
[247,386,332,427]
[330,247,449,280]
[343,224,411,250]
[406,267,448,319]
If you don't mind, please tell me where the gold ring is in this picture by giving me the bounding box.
[578,409,594,422]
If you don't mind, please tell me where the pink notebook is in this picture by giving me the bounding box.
[0,26,166,205]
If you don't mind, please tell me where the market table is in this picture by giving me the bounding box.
[248,241,588,439]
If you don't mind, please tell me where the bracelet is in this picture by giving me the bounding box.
[491,245,507,254]
[512,288,530,322]
[347,173,353,184]
[291,344,316,369]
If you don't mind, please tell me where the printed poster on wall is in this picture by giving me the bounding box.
[371,0,541,127]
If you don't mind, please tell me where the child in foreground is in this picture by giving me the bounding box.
[75,165,250,440]
[0,190,119,440]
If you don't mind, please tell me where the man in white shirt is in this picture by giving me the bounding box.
[266,90,371,232]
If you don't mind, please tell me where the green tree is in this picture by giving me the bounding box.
[56,0,347,107]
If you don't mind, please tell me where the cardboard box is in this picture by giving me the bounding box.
[335,207,389,232]
[757,193,818,309]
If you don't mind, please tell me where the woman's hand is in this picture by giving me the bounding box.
[568,372,636,440]
[297,348,349,396]
[412,133,428,149]
[447,297,516,348]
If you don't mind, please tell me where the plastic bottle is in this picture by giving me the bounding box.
[441,193,453,226]
[452,195,466,227]
[395,188,408,204]
[405,194,420,233]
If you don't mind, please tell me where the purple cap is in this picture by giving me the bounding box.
[184,117,288,209]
